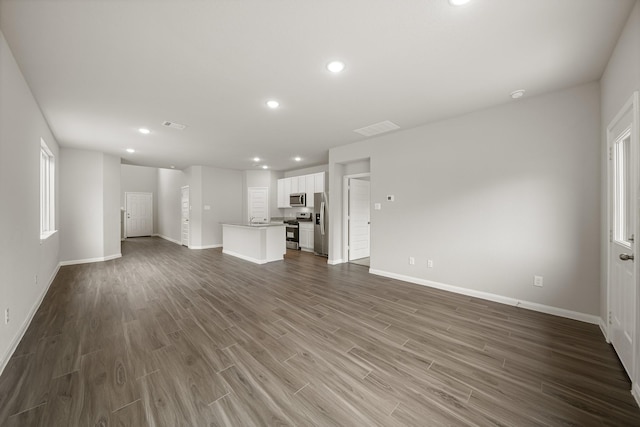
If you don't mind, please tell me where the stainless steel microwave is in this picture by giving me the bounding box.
[289,193,306,207]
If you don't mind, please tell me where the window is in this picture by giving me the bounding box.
[40,138,55,238]
[613,130,632,246]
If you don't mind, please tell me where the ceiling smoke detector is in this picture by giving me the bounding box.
[354,120,401,137]
[162,121,187,130]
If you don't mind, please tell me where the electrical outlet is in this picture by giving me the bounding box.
[427,259,433,268]
[534,275,543,287]
[4,308,9,325]
[409,256,415,265]
[374,203,381,210]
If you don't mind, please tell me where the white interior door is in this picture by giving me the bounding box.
[608,92,638,379]
[181,186,190,247]
[349,178,370,261]
[126,192,153,237]
[248,187,269,223]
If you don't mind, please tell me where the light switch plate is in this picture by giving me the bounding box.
[386,195,395,202]
[374,203,381,210]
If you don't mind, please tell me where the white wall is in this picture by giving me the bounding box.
[103,155,121,257]
[182,166,243,248]
[284,164,328,178]
[121,164,159,234]
[202,167,243,246]
[330,82,602,318]
[59,149,103,261]
[157,168,185,244]
[244,170,281,220]
[600,0,640,399]
[60,148,121,263]
[0,30,60,373]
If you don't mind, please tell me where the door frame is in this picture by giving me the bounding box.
[606,91,639,384]
[124,191,153,238]
[342,173,371,264]
[181,185,190,247]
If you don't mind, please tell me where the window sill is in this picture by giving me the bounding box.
[40,230,58,242]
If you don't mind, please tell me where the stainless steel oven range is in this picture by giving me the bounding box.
[284,212,312,250]
[285,220,299,250]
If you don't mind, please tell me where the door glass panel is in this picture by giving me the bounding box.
[614,132,632,246]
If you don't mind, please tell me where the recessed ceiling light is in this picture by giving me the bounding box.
[266,100,279,109]
[170,165,175,169]
[511,89,526,99]
[327,61,345,73]
[126,148,135,153]
[138,128,150,134]
[449,0,471,5]
[253,157,261,162]
[294,156,302,162]
[262,165,269,169]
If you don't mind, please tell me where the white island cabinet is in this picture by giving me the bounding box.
[222,223,286,264]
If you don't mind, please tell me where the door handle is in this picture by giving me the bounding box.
[619,253,634,261]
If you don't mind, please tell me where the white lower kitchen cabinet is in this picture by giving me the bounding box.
[299,222,314,251]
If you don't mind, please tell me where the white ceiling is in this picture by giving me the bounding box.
[0,0,634,171]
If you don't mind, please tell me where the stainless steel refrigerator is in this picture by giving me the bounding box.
[314,192,328,257]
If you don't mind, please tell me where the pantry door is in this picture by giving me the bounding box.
[608,92,639,379]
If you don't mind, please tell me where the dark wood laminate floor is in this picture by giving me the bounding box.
[1,237,639,426]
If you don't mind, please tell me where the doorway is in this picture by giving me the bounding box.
[181,186,190,247]
[344,174,371,267]
[125,192,153,238]
[607,91,639,380]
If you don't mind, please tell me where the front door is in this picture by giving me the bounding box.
[181,186,190,247]
[125,192,153,237]
[608,92,638,379]
[349,178,370,261]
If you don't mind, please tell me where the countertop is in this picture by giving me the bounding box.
[222,222,285,228]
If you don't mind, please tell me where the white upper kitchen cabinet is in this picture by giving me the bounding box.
[305,174,315,207]
[314,172,325,193]
[284,178,291,206]
[277,178,291,208]
[277,179,287,208]
[277,172,326,209]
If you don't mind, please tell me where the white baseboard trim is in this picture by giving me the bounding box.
[222,249,269,264]
[632,382,640,408]
[59,253,122,266]
[190,244,222,250]
[0,262,60,377]
[328,258,344,265]
[154,234,181,245]
[599,318,610,343]
[369,269,600,325]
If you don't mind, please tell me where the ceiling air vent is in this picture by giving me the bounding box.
[162,121,187,130]
[354,120,400,137]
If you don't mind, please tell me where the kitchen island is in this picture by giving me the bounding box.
[221,223,286,264]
